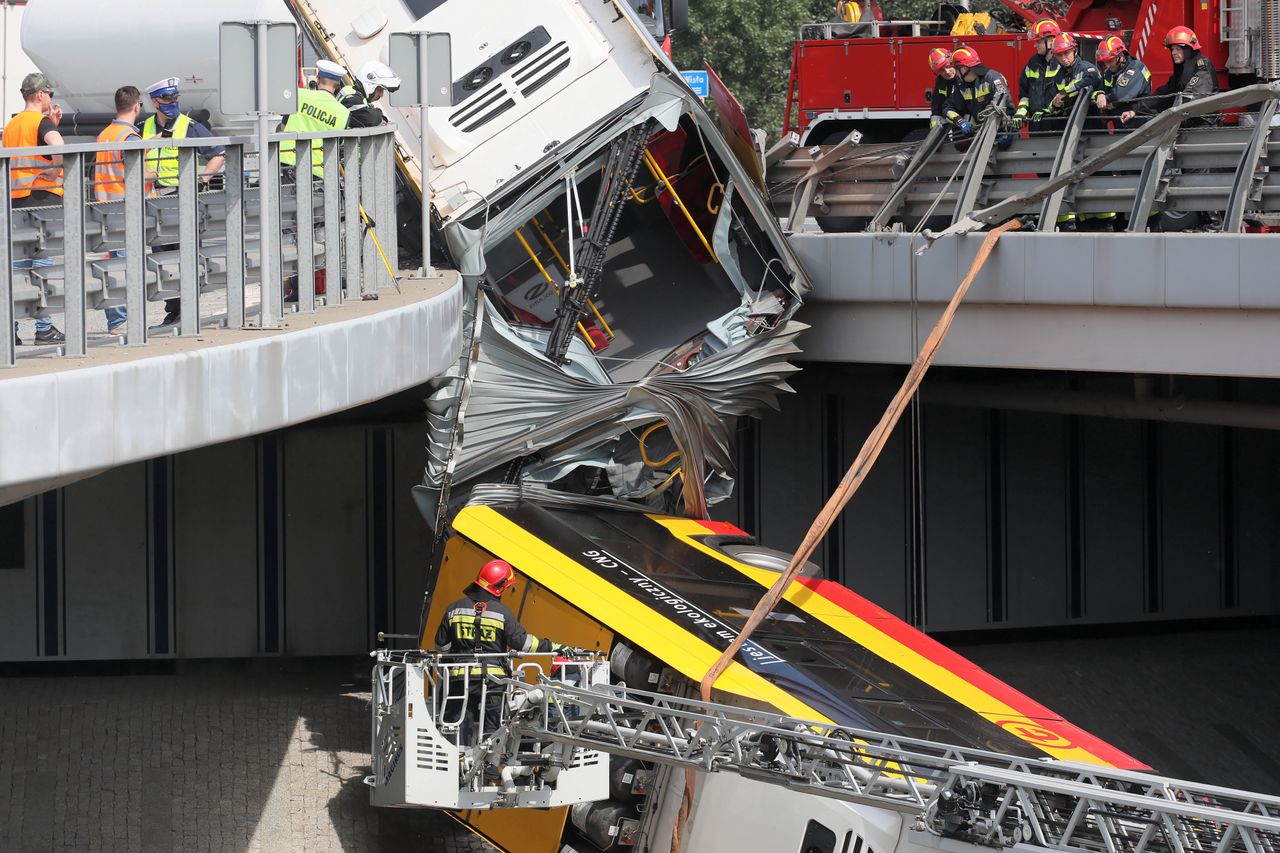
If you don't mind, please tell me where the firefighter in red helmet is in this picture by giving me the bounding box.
[1093,35,1151,124]
[434,559,573,745]
[1048,33,1102,115]
[1009,18,1064,127]
[947,46,1010,135]
[1150,26,1219,117]
[928,48,959,128]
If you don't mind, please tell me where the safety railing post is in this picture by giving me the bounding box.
[343,139,363,298]
[63,151,87,357]
[177,147,200,336]
[123,147,147,346]
[323,138,342,306]
[376,131,398,280]
[260,137,282,329]
[1037,94,1091,230]
[225,145,246,328]
[296,154,316,312]
[0,159,12,367]
[360,136,378,292]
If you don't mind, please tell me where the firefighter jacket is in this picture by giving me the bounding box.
[1016,53,1062,116]
[435,585,557,675]
[1152,51,1219,110]
[931,74,957,126]
[1096,56,1152,112]
[1050,58,1102,114]
[949,65,1010,120]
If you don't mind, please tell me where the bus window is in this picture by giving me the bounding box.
[799,820,839,853]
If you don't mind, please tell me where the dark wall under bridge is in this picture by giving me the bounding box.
[714,363,1280,633]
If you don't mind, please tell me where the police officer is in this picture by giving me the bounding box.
[1047,34,1102,116]
[434,559,573,745]
[1094,35,1152,125]
[142,77,226,327]
[1147,26,1219,118]
[927,48,959,129]
[280,59,351,179]
[341,60,401,128]
[1008,19,1064,128]
[948,46,1011,135]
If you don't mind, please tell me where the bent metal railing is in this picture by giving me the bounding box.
[0,124,398,367]
[767,83,1280,237]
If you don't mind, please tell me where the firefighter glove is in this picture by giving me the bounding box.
[957,118,973,135]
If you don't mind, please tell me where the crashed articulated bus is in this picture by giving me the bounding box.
[289,2,1152,851]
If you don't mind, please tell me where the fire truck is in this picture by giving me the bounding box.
[783,0,1280,144]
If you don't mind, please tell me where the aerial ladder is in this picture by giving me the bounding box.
[367,650,1280,853]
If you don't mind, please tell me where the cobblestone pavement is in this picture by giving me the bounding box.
[0,660,496,852]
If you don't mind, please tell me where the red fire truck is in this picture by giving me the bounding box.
[783,0,1271,144]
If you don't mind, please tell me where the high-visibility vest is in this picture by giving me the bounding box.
[280,88,350,177]
[2,110,63,199]
[94,121,141,201]
[142,113,192,188]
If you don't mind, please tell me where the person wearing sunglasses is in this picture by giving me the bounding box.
[142,77,226,326]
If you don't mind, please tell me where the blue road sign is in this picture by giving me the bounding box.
[680,70,709,99]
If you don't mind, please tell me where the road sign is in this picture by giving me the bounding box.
[680,69,709,99]
[387,31,454,278]
[219,21,298,116]
[389,32,454,108]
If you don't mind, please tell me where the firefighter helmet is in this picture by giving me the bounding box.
[1163,26,1200,50]
[1032,19,1062,38]
[1095,35,1127,62]
[1050,33,1078,56]
[951,46,981,68]
[928,47,952,73]
[475,559,516,595]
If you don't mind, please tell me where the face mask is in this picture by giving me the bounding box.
[157,100,180,118]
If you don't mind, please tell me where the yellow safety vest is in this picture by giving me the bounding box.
[142,114,192,188]
[280,88,350,178]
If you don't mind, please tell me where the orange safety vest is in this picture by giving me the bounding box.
[94,121,141,201]
[2,110,63,199]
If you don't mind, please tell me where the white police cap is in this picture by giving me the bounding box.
[315,60,347,81]
[146,77,181,98]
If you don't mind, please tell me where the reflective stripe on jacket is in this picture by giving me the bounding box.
[2,111,62,199]
[434,590,553,675]
[94,121,140,201]
[142,114,192,188]
[280,88,351,177]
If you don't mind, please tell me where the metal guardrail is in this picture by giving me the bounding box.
[1,124,399,367]
[767,84,1280,234]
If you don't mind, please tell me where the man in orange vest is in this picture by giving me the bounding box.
[4,72,66,345]
[92,85,155,335]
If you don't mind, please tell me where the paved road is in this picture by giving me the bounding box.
[1,624,1275,851]
[0,661,494,853]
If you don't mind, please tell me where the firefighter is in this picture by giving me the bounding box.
[1047,33,1102,116]
[928,48,959,129]
[1093,35,1152,125]
[341,60,401,128]
[1144,26,1219,120]
[948,46,1010,135]
[1007,18,1064,128]
[434,559,574,745]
